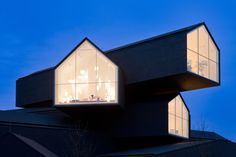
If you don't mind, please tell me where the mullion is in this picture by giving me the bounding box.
[56,81,117,85]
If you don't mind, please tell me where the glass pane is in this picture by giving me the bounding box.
[97,50,117,82]
[56,53,76,84]
[199,26,209,58]
[175,95,182,117]
[76,83,97,103]
[76,49,96,83]
[56,84,76,104]
[168,114,175,135]
[209,61,217,82]
[199,56,209,78]
[187,29,198,52]
[168,98,175,114]
[187,50,198,74]
[97,83,117,103]
[78,40,94,50]
[183,105,188,120]
[176,117,182,136]
[209,38,217,62]
[183,119,188,137]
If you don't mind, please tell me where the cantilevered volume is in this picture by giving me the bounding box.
[16,22,220,140]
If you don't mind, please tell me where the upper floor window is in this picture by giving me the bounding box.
[55,39,118,105]
[187,25,219,82]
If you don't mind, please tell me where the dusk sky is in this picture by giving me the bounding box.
[0,0,235,141]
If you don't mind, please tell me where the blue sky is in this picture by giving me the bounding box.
[0,0,235,141]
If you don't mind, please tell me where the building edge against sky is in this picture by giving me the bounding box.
[15,22,220,140]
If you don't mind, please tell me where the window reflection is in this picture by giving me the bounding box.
[168,95,189,138]
[187,25,219,82]
[187,50,198,74]
[55,40,118,105]
[199,56,209,78]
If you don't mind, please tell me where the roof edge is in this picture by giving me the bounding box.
[55,37,105,69]
[105,22,205,54]
[17,67,55,81]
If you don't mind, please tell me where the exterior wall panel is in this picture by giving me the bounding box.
[106,32,187,84]
[16,69,55,107]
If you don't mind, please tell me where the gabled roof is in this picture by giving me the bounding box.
[18,22,220,81]
[105,22,220,53]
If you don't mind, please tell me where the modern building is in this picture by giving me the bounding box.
[0,22,234,156]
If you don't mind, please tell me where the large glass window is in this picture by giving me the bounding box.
[168,95,189,138]
[55,40,118,105]
[187,25,219,82]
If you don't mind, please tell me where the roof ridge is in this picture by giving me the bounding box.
[105,22,204,53]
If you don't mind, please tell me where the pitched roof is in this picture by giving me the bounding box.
[101,140,211,156]
[105,22,205,54]
[18,22,220,81]
[0,108,73,128]
[13,133,58,157]
[101,140,236,157]
[191,130,227,141]
[0,132,58,157]
[17,67,55,80]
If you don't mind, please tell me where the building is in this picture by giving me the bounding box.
[0,22,234,156]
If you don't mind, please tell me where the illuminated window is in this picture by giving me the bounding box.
[55,40,118,105]
[187,25,219,82]
[168,95,189,138]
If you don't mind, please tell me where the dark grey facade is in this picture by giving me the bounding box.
[16,68,55,107]
[16,22,220,108]
[4,22,227,156]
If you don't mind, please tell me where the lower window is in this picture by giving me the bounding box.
[168,95,189,138]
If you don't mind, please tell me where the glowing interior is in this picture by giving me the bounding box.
[168,95,189,138]
[187,25,219,82]
[55,40,118,105]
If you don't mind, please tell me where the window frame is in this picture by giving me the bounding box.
[168,94,190,138]
[54,39,119,106]
[186,25,220,83]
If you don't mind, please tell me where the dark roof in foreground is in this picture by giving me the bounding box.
[0,108,235,156]
[102,139,236,157]
[191,130,227,141]
[0,107,73,128]
[0,132,58,157]
[102,130,233,156]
